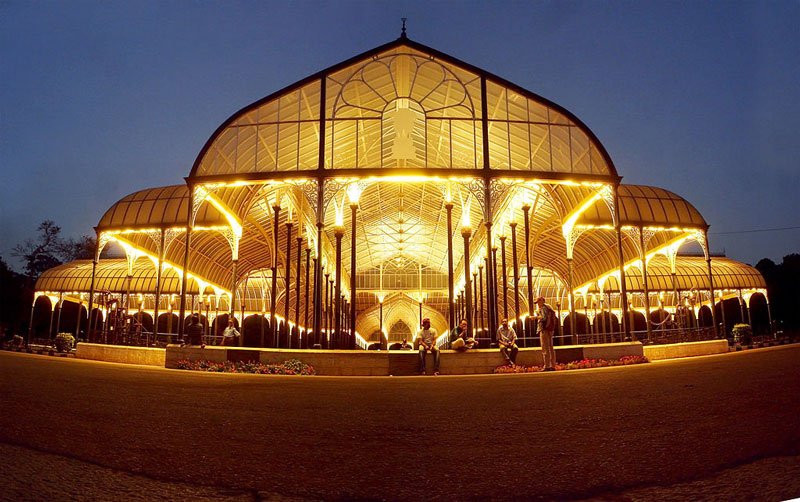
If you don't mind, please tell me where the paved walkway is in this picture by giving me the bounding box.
[1,346,799,501]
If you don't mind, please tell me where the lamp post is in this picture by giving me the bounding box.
[472,269,478,334]
[379,294,384,350]
[323,271,330,347]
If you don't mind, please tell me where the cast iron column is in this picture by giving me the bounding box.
[510,221,521,338]
[283,221,293,348]
[334,226,344,349]
[350,203,357,350]
[270,203,281,347]
[445,201,455,332]
[462,226,473,339]
[500,234,508,321]
[295,235,302,342]
[522,203,534,339]
[479,262,485,338]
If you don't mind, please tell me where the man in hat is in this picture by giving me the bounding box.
[416,318,440,375]
[536,297,556,371]
[496,317,518,366]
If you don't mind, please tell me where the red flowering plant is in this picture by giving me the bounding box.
[494,355,648,374]
[176,358,316,375]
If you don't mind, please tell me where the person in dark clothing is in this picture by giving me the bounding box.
[185,315,205,347]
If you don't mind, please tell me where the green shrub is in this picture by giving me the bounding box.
[55,333,75,352]
[731,324,752,346]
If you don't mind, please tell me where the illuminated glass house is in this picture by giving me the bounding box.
[32,34,771,349]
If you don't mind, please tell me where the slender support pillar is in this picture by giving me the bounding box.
[312,222,324,347]
[765,295,773,335]
[703,231,718,336]
[490,244,499,344]
[379,300,384,349]
[55,297,63,337]
[638,229,653,342]
[88,255,98,340]
[27,297,36,343]
[334,226,344,349]
[472,271,478,333]
[499,234,508,321]
[283,222,293,347]
[614,226,629,339]
[522,204,534,337]
[418,300,423,328]
[485,223,497,346]
[738,290,746,324]
[567,257,577,344]
[462,227,473,339]
[295,236,302,333]
[305,250,312,342]
[445,202,455,332]
[719,291,728,338]
[270,204,281,346]
[48,298,56,340]
[350,203,357,350]
[478,263,485,338]
[324,271,330,347]
[178,196,193,338]
[510,222,521,339]
[74,298,82,339]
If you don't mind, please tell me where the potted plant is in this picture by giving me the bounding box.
[731,324,752,348]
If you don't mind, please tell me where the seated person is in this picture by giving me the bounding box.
[184,315,205,347]
[399,339,412,350]
[450,318,478,351]
[496,317,518,366]
[416,318,440,375]
[221,319,240,346]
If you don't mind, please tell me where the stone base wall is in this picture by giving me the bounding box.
[76,343,166,367]
[164,342,643,375]
[643,340,729,361]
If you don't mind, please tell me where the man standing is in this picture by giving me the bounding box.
[536,297,556,371]
[222,319,240,346]
[416,318,440,375]
[496,317,518,366]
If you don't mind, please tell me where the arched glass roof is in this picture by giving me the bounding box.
[190,38,616,180]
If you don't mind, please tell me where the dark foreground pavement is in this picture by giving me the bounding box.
[1,346,799,501]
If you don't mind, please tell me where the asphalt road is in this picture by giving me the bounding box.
[1,346,799,501]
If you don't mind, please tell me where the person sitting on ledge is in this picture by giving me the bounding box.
[416,318,439,375]
[399,339,412,350]
[183,315,205,348]
[222,319,240,346]
[496,317,518,366]
[451,318,478,351]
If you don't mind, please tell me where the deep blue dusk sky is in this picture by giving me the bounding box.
[1,1,798,270]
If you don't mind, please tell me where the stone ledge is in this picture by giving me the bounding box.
[76,343,166,367]
[643,340,729,361]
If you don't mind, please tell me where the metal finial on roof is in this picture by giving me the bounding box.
[401,18,407,38]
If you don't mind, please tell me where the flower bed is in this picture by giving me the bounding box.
[494,355,649,373]
[175,358,316,375]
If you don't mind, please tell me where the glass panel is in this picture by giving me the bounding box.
[213,128,238,176]
[529,124,551,171]
[508,122,530,170]
[277,123,299,171]
[488,120,510,169]
[549,125,571,172]
[297,122,319,170]
[485,81,508,121]
[570,126,591,174]
[450,120,478,169]
[426,119,451,168]
[507,89,528,122]
[235,126,257,174]
[256,124,278,172]
[359,119,381,168]
[330,120,356,169]
[298,81,320,121]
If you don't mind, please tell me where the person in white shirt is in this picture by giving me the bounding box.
[496,317,518,366]
[415,318,440,375]
[222,319,240,346]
